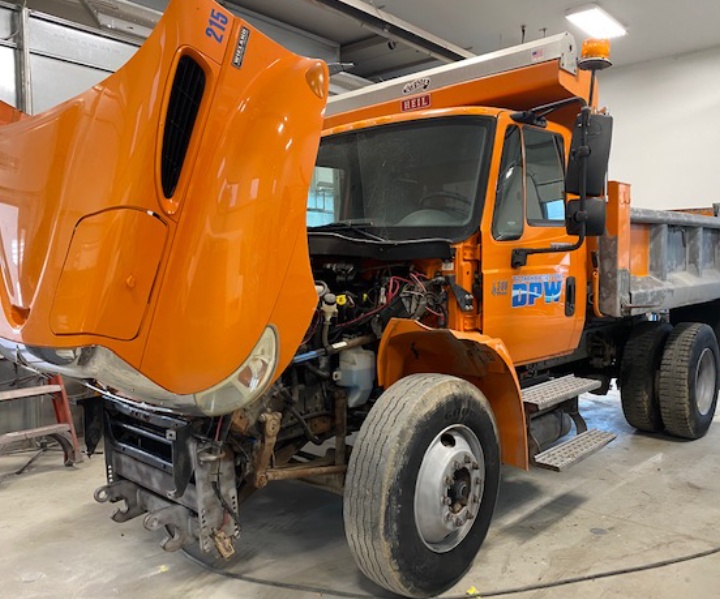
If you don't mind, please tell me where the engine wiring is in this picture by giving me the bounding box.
[323,269,446,335]
[181,542,720,598]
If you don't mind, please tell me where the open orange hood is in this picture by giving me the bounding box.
[0,0,327,412]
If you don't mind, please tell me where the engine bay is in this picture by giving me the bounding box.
[228,255,451,467]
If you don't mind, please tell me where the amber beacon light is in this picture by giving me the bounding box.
[579,38,612,71]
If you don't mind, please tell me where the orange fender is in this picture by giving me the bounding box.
[378,319,528,469]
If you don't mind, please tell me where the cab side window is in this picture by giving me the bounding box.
[524,128,566,225]
[492,126,524,241]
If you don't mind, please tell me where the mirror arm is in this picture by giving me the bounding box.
[510,96,588,126]
[510,235,585,269]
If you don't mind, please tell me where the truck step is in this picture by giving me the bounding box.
[522,375,602,414]
[533,428,616,471]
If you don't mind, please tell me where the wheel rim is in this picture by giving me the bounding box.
[695,348,717,416]
[414,424,485,553]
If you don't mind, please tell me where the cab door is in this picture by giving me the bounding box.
[481,119,586,365]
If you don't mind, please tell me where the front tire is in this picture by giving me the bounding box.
[343,374,500,598]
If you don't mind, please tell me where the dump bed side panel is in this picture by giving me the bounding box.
[599,182,720,316]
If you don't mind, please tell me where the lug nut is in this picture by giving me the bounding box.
[443,497,452,506]
[472,495,479,504]
[454,517,463,527]
[472,462,480,470]
[444,475,454,486]
[464,455,472,464]
[445,513,453,522]
[453,460,461,470]
[467,512,475,520]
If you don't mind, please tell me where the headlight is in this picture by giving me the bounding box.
[0,325,280,417]
[194,326,278,415]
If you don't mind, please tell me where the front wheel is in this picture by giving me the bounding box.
[343,374,500,598]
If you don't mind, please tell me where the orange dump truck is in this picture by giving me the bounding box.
[2,0,720,596]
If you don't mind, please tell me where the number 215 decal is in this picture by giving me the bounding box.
[206,8,228,43]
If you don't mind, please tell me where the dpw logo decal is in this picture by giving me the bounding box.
[512,274,564,308]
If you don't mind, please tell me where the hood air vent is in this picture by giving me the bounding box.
[161,55,206,198]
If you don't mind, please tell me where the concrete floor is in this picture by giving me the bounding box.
[2,391,720,599]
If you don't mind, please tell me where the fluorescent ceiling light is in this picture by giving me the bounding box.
[84,0,160,39]
[566,4,627,39]
[96,13,154,38]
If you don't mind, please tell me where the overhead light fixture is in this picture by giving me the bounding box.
[566,4,627,39]
[82,0,160,40]
[95,13,154,38]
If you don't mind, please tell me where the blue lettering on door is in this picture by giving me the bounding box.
[511,274,564,308]
[512,283,527,307]
[543,280,563,303]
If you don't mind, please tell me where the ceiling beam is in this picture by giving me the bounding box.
[308,0,474,62]
[364,56,440,80]
[341,34,386,55]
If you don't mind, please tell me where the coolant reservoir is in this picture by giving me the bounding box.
[334,347,376,408]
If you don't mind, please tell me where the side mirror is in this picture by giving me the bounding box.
[566,198,606,237]
[565,112,613,197]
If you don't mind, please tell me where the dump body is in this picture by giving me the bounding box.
[598,181,720,317]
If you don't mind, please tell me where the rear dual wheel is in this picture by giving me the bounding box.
[622,321,719,439]
[659,323,720,439]
[343,374,500,598]
[620,321,672,432]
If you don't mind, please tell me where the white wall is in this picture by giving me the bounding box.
[600,45,720,210]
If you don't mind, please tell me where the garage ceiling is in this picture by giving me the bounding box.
[19,0,720,80]
[226,0,720,78]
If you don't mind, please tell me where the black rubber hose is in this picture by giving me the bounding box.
[303,363,331,380]
[286,403,323,446]
[277,384,323,445]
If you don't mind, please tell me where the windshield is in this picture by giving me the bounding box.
[307,116,495,241]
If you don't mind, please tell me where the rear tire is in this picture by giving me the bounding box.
[620,321,672,432]
[343,374,500,598]
[658,322,720,439]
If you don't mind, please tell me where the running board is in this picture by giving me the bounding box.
[533,429,616,471]
[522,375,602,414]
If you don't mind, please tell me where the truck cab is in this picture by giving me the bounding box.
[309,107,585,365]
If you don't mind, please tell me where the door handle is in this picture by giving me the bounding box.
[565,277,576,317]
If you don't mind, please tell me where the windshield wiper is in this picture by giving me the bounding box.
[308,221,386,242]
